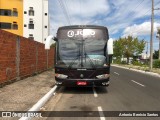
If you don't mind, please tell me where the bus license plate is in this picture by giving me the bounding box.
[77,81,87,86]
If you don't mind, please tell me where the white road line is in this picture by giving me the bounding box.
[114,72,120,75]
[93,87,98,97]
[131,80,145,87]
[98,106,105,120]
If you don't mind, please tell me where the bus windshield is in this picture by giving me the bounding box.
[56,28,108,68]
[57,39,106,68]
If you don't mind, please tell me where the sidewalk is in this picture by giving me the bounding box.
[0,69,55,112]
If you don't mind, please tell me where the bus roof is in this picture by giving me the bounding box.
[58,25,108,30]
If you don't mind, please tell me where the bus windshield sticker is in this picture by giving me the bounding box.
[57,29,106,39]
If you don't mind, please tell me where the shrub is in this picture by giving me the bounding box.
[113,59,121,64]
[121,61,127,64]
[153,60,160,68]
[132,60,142,66]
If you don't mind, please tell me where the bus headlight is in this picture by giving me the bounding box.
[55,74,68,79]
[96,74,109,79]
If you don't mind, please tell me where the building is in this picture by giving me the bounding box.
[141,53,150,59]
[0,0,23,36]
[23,0,49,43]
[0,0,49,43]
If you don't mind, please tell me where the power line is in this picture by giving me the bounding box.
[58,0,71,25]
[128,0,160,37]
[127,0,145,15]
[111,0,147,34]
[63,0,71,21]
[116,8,151,37]
[79,0,82,24]
[155,1,160,7]
[116,0,160,36]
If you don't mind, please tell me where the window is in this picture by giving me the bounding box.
[29,21,33,24]
[24,11,27,14]
[0,9,11,16]
[12,8,18,16]
[24,24,27,27]
[29,7,34,16]
[45,13,47,16]
[45,26,47,28]
[0,22,12,29]
[28,34,34,40]
[28,21,34,29]
[12,22,18,30]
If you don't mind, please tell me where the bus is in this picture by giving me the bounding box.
[45,25,113,87]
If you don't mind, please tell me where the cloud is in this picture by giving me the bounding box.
[48,0,160,38]
[66,0,110,18]
[49,0,110,35]
[123,22,160,37]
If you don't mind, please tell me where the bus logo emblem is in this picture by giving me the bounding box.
[67,30,74,37]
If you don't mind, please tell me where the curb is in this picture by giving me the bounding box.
[19,85,58,120]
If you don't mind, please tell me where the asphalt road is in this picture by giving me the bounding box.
[41,66,160,120]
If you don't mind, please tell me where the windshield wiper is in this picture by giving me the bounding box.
[83,40,96,69]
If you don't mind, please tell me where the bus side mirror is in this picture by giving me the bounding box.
[107,38,113,55]
[45,35,56,49]
[54,37,58,41]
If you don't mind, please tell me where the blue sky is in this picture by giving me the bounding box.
[49,0,160,51]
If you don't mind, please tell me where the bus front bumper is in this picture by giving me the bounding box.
[55,77,110,87]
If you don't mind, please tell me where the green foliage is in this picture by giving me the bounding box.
[132,60,142,66]
[113,58,121,64]
[153,50,159,59]
[121,61,127,64]
[113,38,124,57]
[153,60,160,68]
[113,36,145,64]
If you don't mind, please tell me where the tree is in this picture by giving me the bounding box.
[153,50,159,59]
[113,36,145,64]
[113,38,124,58]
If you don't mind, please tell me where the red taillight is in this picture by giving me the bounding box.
[77,81,87,86]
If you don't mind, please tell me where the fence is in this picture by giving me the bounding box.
[0,30,55,85]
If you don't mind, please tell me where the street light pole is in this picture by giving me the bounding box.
[150,0,154,71]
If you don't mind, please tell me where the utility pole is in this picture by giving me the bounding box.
[150,0,154,71]
[156,27,160,59]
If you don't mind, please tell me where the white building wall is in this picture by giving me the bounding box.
[23,0,49,43]
[43,0,49,43]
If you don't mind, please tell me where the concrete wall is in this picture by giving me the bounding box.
[0,29,54,85]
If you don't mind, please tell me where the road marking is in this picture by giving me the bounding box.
[114,72,120,75]
[131,80,145,87]
[93,87,98,97]
[98,106,105,120]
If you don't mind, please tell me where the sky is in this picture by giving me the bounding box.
[49,0,160,51]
